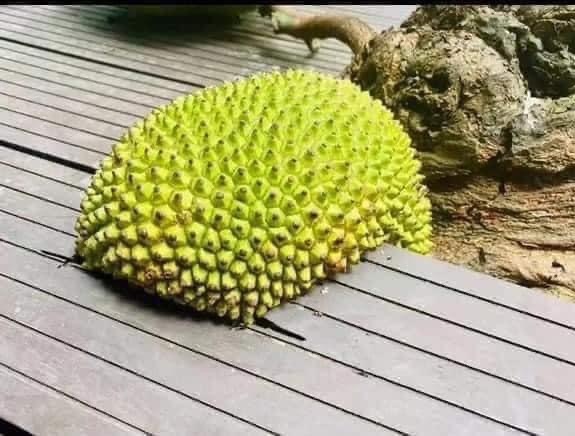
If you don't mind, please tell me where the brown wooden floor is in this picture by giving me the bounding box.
[1,5,575,436]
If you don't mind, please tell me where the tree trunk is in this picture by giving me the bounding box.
[268,5,575,299]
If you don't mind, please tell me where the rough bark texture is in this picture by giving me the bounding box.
[402,6,575,98]
[421,93,575,300]
[272,5,575,299]
[345,27,526,180]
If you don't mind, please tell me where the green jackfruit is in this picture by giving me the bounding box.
[75,69,432,325]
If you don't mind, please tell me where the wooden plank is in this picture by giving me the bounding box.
[221,5,411,57]
[2,177,575,411]
[98,3,406,35]
[0,51,204,170]
[3,176,575,430]
[0,317,270,436]
[0,39,191,97]
[0,220,521,435]
[0,108,113,155]
[0,162,84,210]
[0,67,151,118]
[369,246,575,331]
[0,40,192,100]
[2,167,575,401]
[298,4,416,28]
[0,145,91,188]
[0,276,393,436]
[0,93,124,140]
[0,77,133,168]
[33,4,346,73]
[0,365,143,436]
[0,56,169,110]
[0,209,73,255]
[259,305,575,435]
[0,13,238,87]
[290,280,575,405]
[0,127,102,170]
[0,187,77,237]
[0,201,571,435]
[9,7,276,78]
[33,5,349,72]
[1,5,573,431]
[0,6,267,79]
[0,200,573,434]
[338,261,575,365]
[0,80,139,128]
[50,3,408,62]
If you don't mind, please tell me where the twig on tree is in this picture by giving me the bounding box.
[259,5,376,54]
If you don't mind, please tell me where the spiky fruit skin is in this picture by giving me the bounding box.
[75,69,432,325]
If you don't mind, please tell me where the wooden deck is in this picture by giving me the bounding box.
[1,5,575,436]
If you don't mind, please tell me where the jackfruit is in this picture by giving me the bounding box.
[75,69,432,325]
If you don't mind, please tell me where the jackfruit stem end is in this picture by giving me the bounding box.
[259,5,376,55]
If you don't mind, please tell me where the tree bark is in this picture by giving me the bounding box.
[428,94,575,297]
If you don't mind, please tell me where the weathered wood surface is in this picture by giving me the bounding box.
[1,4,575,436]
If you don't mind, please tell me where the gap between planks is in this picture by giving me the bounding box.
[0,238,532,436]
[0,7,346,87]
[1,160,575,436]
[3,76,575,354]
[29,4,349,73]
[3,146,575,375]
[0,362,148,436]
[1,53,575,348]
